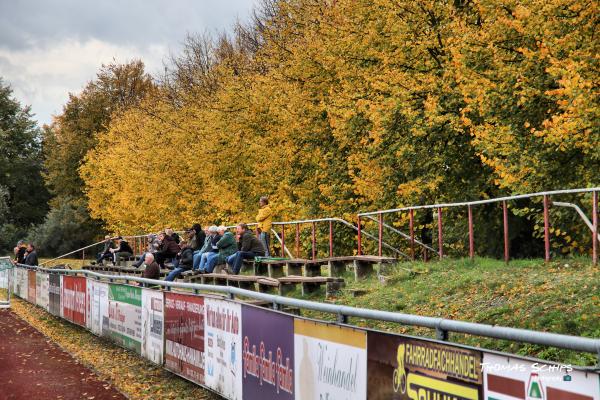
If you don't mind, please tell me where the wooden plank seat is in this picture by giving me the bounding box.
[224,274,258,291]
[313,256,397,280]
[277,276,345,296]
[253,258,287,278]
[256,277,280,293]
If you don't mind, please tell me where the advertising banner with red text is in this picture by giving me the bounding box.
[242,304,294,400]
[164,292,205,385]
[61,275,86,326]
[483,352,600,400]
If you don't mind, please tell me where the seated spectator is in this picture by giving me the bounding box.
[109,236,133,266]
[227,223,266,274]
[24,243,39,266]
[141,253,160,281]
[256,196,273,256]
[187,224,205,252]
[202,226,236,273]
[165,241,194,281]
[192,226,214,269]
[196,226,221,271]
[96,235,114,264]
[132,233,160,268]
[166,227,180,244]
[155,232,180,268]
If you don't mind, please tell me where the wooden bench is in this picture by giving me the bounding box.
[277,276,345,297]
[315,256,396,280]
[256,277,280,293]
[225,275,259,291]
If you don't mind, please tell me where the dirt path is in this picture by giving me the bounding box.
[0,309,127,400]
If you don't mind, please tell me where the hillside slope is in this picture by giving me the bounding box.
[297,257,599,366]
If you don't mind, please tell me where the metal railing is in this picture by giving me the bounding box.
[15,263,600,363]
[357,188,599,265]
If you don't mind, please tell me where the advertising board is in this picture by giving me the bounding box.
[108,284,142,354]
[164,292,205,385]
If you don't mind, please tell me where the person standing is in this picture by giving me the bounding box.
[14,240,27,264]
[24,244,38,266]
[256,196,272,257]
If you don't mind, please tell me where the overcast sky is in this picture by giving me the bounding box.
[0,0,256,126]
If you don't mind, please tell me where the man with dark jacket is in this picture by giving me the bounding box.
[109,237,134,266]
[227,223,265,274]
[24,244,39,266]
[155,232,180,268]
[165,241,194,281]
[141,253,161,281]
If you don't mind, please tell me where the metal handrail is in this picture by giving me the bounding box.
[553,201,600,240]
[358,188,600,216]
[15,263,600,359]
[363,215,437,253]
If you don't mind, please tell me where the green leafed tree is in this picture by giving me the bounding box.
[0,78,49,254]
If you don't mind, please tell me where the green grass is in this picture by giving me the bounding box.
[281,257,599,366]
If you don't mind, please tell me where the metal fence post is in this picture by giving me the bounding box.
[357,216,362,256]
[468,205,474,260]
[329,220,333,257]
[437,208,443,260]
[295,223,300,258]
[281,224,285,258]
[543,195,551,262]
[311,222,316,260]
[409,209,415,260]
[378,213,383,257]
[593,191,598,266]
[503,200,510,263]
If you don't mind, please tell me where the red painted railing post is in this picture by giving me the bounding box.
[311,222,316,260]
[543,195,551,263]
[593,191,598,266]
[295,223,300,259]
[468,205,474,260]
[503,201,509,263]
[409,209,415,260]
[329,220,333,257]
[378,213,383,257]
[281,224,285,257]
[357,216,362,256]
[437,208,443,260]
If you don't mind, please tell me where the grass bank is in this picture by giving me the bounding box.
[292,257,599,366]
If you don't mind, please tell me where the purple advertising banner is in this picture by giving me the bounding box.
[367,330,482,400]
[242,305,294,400]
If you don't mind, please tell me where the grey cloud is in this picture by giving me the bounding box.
[0,0,256,50]
[0,0,256,125]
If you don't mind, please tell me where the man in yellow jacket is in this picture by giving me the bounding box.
[256,196,272,256]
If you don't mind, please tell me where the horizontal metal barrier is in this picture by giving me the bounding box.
[17,264,600,360]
